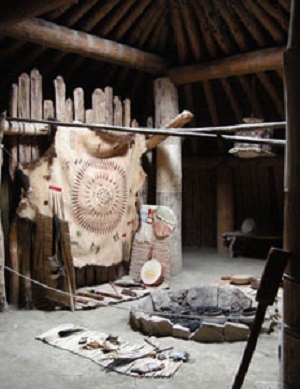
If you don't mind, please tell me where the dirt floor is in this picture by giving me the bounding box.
[0,248,281,389]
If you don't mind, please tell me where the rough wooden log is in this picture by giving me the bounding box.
[97,0,136,36]
[212,0,248,51]
[283,1,300,387]
[0,0,77,27]
[113,0,152,41]
[230,0,267,47]
[1,18,167,75]
[154,78,182,275]
[169,0,188,63]
[247,0,285,44]
[0,120,6,311]
[192,0,218,58]
[201,0,233,55]
[178,0,202,60]
[169,47,285,85]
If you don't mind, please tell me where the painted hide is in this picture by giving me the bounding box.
[17,127,146,268]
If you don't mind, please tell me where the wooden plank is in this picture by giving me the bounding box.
[43,100,54,119]
[65,98,74,123]
[85,109,94,124]
[105,87,113,125]
[113,96,123,126]
[2,18,168,75]
[9,84,18,179]
[74,87,85,123]
[30,68,43,161]
[92,88,105,124]
[169,47,285,85]
[123,99,131,127]
[54,76,66,122]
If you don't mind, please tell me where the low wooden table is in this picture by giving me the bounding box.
[222,231,283,259]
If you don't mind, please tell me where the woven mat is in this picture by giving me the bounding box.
[36,324,182,378]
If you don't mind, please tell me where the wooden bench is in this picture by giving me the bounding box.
[222,231,283,259]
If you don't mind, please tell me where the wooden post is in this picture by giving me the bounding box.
[217,164,234,254]
[0,121,6,311]
[283,1,300,388]
[154,78,182,275]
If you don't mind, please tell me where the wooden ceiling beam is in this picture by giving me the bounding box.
[178,0,201,61]
[113,0,152,41]
[97,0,136,37]
[169,0,188,63]
[169,47,284,85]
[258,0,290,31]
[230,0,267,47]
[191,0,218,59]
[200,1,234,55]
[213,0,248,52]
[0,0,77,27]
[247,0,285,44]
[0,18,168,75]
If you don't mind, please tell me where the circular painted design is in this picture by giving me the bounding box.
[71,159,127,234]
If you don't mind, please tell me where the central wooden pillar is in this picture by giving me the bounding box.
[154,78,182,275]
[283,1,300,387]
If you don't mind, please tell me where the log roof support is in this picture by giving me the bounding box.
[0,18,168,75]
[169,47,284,85]
[0,0,77,27]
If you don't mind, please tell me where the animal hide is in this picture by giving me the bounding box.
[17,127,146,267]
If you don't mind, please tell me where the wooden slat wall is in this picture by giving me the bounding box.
[182,158,284,247]
[6,68,139,303]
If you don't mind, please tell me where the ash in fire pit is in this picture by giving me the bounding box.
[130,286,256,342]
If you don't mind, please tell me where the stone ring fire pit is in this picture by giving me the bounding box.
[130,286,256,342]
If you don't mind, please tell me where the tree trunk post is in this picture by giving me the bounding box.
[154,78,182,275]
[0,120,7,311]
[283,1,300,387]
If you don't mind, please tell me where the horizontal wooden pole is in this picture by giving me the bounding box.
[2,116,286,146]
[168,47,285,85]
[0,18,168,75]
[0,0,77,27]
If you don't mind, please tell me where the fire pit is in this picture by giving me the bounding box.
[130,286,256,342]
